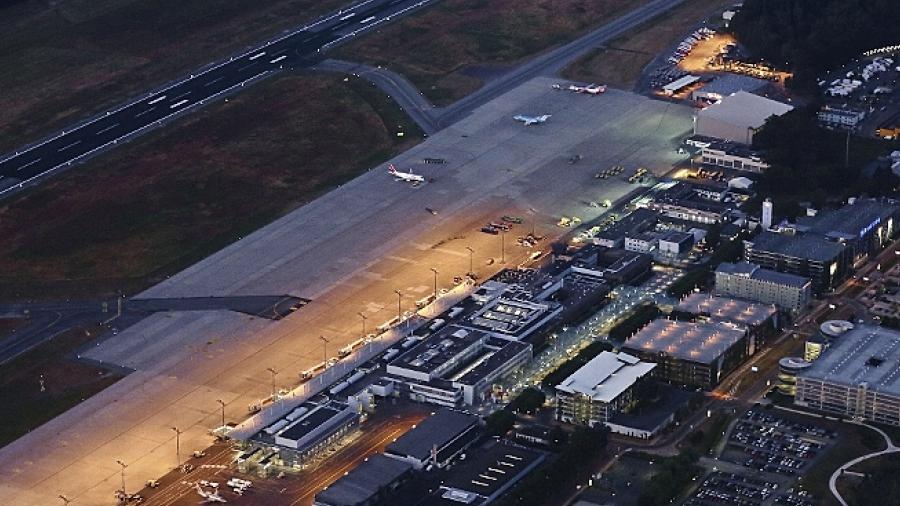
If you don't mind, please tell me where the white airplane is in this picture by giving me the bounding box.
[387,164,425,183]
[569,83,606,95]
[195,484,227,503]
[513,114,551,126]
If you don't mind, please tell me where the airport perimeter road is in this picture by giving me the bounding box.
[0,0,435,199]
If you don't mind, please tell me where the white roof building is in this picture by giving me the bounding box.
[694,91,793,144]
[556,351,656,403]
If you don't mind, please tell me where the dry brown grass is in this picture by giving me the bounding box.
[337,0,647,105]
[562,0,734,90]
[0,73,420,300]
[0,0,348,153]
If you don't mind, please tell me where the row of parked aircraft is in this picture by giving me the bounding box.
[552,82,607,95]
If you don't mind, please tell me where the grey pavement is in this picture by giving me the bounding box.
[0,78,693,505]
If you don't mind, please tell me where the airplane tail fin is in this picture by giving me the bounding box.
[388,164,396,173]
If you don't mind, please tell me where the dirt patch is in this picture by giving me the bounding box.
[0,73,421,300]
[562,0,734,90]
[336,0,649,105]
[0,0,348,153]
[0,325,121,448]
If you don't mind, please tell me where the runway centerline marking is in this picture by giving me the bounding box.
[57,140,81,152]
[204,76,225,87]
[135,107,155,118]
[17,158,41,172]
[96,123,120,135]
[147,95,166,105]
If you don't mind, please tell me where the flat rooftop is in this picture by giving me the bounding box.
[278,401,348,441]
[676,293,777,327]
[748,231,845,262]
[314,453,412,506]
[385,409,479,461]
[465,297,553,338]
[438,442,544,502]
[796,199,897,238]
[452,339,531,386]
[556,351,656,403]
[390,326,485,376]
[716,262,811,288]
[799,325,900,397]
[624,319,747,364]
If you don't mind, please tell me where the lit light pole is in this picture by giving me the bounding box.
[319,335,329,377]
[430,268,439,300]
[115,459,127,495]
[465,247,475,276]
[500,230,506,264]
[358,312,367,337]
[266,367,278,398]
[216,399,226,429]
[170,426,183,468]
[394,290,402,321]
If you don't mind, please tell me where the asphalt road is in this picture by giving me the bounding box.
[0,0,435,198]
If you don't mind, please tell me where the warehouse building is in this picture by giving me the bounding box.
[715,262,812,311]
[555,351,656,429]
[691,74,768,103]
[693,91,793,144]
[795,325,900,426]
[622,319,749,389]
[313,453,414,506]
[432,442,545,506]
[384,409,480,469]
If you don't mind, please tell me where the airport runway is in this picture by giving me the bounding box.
[0,0,435,198]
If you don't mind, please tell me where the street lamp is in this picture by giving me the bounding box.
[319,335,329,368]
[394,290,402,321]
[500,229,506,264]
[358,312,367,337]
[115,459,127,495]
[430,268,439,300]
[465,247,475,276]
[170,426,183,468]
[216,399,225,429]
[266,367,279,398]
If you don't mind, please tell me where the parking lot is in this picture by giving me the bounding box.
[722,410,837,477]
[685,471,779,506]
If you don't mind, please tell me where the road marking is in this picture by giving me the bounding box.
[96,123,120,135]
[57,140,81,152]
[135,107,155,118]
[339,12,357,21]
[360,15,376,24]
[204,76,225,87]
[248,51,266,60]
[148,95,167,105]
[171,91,191,101]
[269,55,288,64]
[170,99,190,109]
[17,158,41,172]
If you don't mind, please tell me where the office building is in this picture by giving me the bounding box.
[700,141,771,173]
[715,262,812,311]
[622,319,749,389]
[817,105,866,129]
[555,351,656,428]
[795,325,900,426]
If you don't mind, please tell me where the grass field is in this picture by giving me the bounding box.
[336,0,646,105]
[0,325,122,448]
[0,0,348,153]
[0,72,422,301]
[562,0,733,90]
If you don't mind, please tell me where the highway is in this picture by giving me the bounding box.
[0,0,435,198]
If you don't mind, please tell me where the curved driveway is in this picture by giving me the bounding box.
[829,422,900,506]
